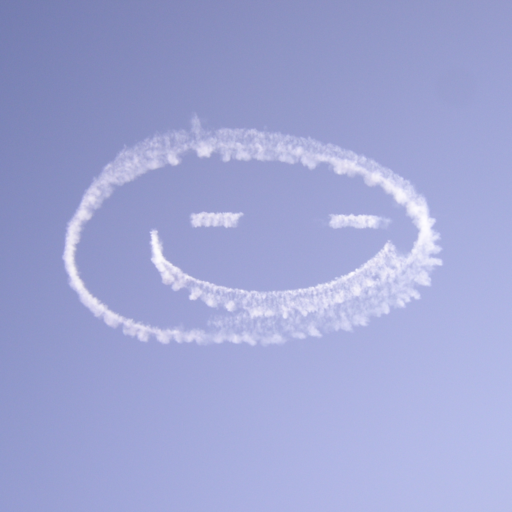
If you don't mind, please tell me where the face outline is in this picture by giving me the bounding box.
[64,121,442,345]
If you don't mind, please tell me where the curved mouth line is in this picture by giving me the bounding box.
[150,229,397,315]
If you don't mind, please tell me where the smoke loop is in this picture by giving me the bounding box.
[63,120,441,344]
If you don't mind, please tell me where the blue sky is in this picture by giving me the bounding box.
[1,1,512,510]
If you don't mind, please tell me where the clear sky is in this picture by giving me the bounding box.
[1,1,512,510]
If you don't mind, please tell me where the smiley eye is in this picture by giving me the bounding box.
[329,214,390,229]
[190,212,244,228]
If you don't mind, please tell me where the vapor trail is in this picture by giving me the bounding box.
[329,214,390,229]
[63,117,441,345]
[190,212,243,228]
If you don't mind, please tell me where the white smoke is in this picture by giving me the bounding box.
[63,118,442,345]
[190,212,243,228]
[329,214,390,229]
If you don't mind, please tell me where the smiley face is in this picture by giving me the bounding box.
[64,119,442,345]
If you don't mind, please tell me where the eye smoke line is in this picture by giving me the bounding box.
[329,214,390,229]
[191,212,243,228]
[63,117,441,345]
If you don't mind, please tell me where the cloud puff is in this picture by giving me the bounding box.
[190,212,243,228]
[329,214,390,229]
[63,117,441,345]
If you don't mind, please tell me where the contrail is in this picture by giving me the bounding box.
[329,214,390,229]
[63,117,441,345]
[190,212,243,228]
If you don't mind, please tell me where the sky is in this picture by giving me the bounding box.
[1,1,512,510]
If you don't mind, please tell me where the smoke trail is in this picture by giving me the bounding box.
[63,118,441,345]
[190,212,243,228]
[329,214,390,229]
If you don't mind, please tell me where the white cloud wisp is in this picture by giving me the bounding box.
[329,214,390,229]
[63,119,441,345]
[190,212,243,228]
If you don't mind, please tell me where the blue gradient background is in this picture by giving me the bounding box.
[1,1,511,510]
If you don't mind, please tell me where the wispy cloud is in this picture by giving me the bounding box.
[190,212,243,228]
[329,214,390,229]
[64,117,441,345]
